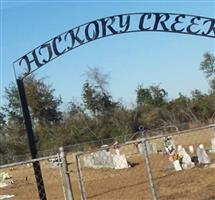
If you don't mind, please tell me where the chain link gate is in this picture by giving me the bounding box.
[73,139,154,200]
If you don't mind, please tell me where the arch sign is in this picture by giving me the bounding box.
[14,12,214,79]
[13,12,214,200]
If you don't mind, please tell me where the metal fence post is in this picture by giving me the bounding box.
[142,138,158,200]
[59,147,74,200]
[16,79,47,200]
[74,153,86,200]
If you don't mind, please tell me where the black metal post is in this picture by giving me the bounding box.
[16,79,47,200]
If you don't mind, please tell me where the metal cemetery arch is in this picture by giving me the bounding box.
[13,12,215,200]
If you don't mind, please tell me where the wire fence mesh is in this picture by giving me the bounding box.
[146,125,215,200]
[74,140,153,200]
[0,155,65,200]
[0,124,215,200]
[73,125,215,200]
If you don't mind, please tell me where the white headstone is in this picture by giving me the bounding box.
[138,143,144,154]
[196,145,211,164]
[147,143,157,154]
[138,142,157,155]
[189,145,194,154]
[178,147,194,169]
[83,149,130,169]
[112,154,130,169]
[83,150,115,169]
[173,160,182,171]
[177,145,182,151]
[211,137,215,152]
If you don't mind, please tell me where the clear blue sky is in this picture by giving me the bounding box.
[1,1,215,108]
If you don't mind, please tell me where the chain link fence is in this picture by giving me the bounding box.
[73,140,156,200]
[72,124,215,200]
[146,125,215,200]
[0,124,214,200]
[0,150,73,200]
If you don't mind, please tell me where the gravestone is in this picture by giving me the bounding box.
[196,144,211,164]
[112,154,130,169]
[177,146,194,169]
[83,150,115,169]
[173,160,182,171]
[138,142,157,154]
[189,145,194,154]
[83,149,130,169]
[211,137,215,153]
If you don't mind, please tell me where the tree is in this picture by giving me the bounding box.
[3,75,62,125]
[82,67,118,117]
[82,82,100,117]
[81,67,121,140]
[199,52,215,122]
[86,67,109,93]
[200,52,215,79]
[136,85,152,106]
[2,75,63,154]
[190,89,215,123]
[167,93,200,124]
[149,85,168,106]
[136,84,168,107]
[0,110,7,154]
[209,78,215,92]
[0,110,6,131]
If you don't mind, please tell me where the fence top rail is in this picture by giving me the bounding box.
[146,124,215,141]
[0,154,59,169]
[74,124,215,156]
[73,138,145,156]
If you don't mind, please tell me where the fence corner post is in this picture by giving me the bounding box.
[59,147,74,200]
